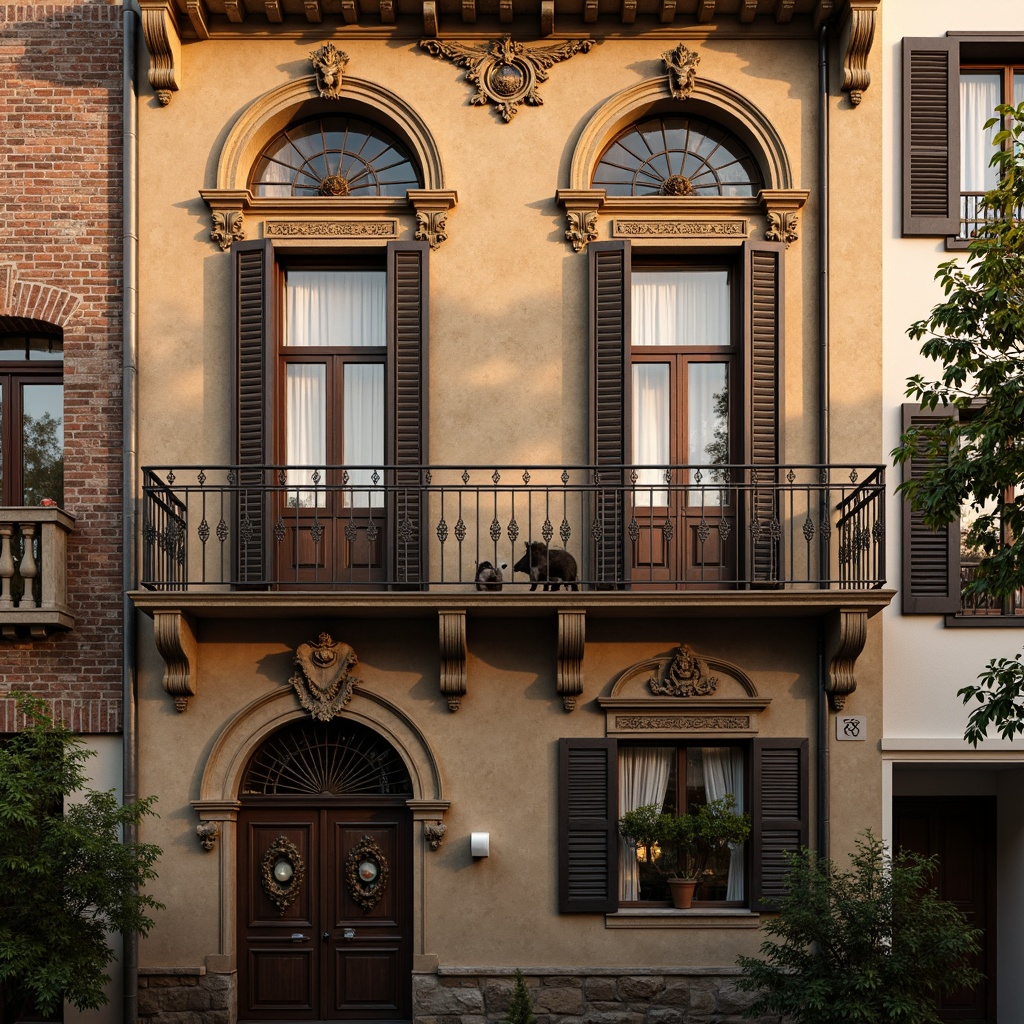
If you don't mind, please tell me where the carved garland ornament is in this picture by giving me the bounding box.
[310,43,349,100]
[663,43,700,100]
[345,834,390,913]
[289,633,362,721]
[419,34,594,122]
[261,836,307,916]
[647,643,719,697]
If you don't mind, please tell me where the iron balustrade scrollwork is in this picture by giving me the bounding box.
[139,463,886,592]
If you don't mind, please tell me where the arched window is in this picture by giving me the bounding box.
[592,116,762,197]
[249,115,422,198]
[0,326,64,507]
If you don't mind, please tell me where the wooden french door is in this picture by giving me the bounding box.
[894,796,996,1022]
[238,804,412,1022]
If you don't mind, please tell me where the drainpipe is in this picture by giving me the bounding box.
[816,18,832,863]
[122,3,141,1022]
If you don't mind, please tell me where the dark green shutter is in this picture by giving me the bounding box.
[750,738,808,912]
[900,403,960,614]
[902,37,959,237]
[231,239,275,585]
[589,241,630,588]
[743,242,784,585]
[558,738,618,913]
[388,241,428,587]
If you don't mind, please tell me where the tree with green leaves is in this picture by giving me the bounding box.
[735,833,981,1024]
[503,970,537,1024]
[0,697,162,1024]
[892,100,1024,745]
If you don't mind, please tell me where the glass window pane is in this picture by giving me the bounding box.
[343,364,384,509]
[632,271,730,347]
[632,363,670,506]
[1015,71,1024,107]
[961,71,1001,192]
[686,747,746,902]
[22,383,63,506]
[285,364,326,507]
[285,270,386,348]
[688,363,729,506]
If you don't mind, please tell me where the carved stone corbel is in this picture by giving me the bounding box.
[840,0,878,107]
[153,609,197,712]
[757,188,809,248]
[409,189,458,249]
[139,0,182,106]
[555,188,606,253]
[439,610,466,711]
[423,823,447,850]
[196,821,220,851]
[825,607,869,711]
[211,211,245,251]
[557,610,585,711]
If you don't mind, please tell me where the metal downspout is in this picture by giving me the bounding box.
[817,19,832,864]
[122,3,141,1022]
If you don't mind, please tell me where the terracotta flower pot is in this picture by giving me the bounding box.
[667,878,698,909]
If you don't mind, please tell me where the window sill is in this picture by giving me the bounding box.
[944,613,1024,629]
[606,908,759,929]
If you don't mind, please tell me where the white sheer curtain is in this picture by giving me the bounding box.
[618,747,673,901]
[632,364,670,506]
[286,270,386,347]
[700,747,745,901]
[631,271,730,347]
[286,364,326,506]
[961,72,1001,193]
[344,364,384,508]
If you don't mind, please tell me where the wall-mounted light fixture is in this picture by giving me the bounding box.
[470,832,490,858]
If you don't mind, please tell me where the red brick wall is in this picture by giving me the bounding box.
[0,2,124,733]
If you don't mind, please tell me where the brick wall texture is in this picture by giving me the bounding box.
[0,2,124,733]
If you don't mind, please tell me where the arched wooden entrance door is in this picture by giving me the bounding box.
[237,717,414,1022]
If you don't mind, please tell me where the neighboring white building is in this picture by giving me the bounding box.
[882,4,1024,1020]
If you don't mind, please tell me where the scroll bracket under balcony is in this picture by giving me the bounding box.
[824,606,869,712]
[153,609,198,712]
[439,610,467,711]
[557,610,585,711]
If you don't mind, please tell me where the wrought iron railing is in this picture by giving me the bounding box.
[958,562,1024,617]
[140,464,886,592]
[959,191,1024,241]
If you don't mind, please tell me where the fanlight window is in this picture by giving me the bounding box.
[250,116,422,198]
[593,116,762,197]
[242,719,413,796]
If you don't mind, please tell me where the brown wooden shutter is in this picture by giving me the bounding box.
[589,241,630,588]
[750,738,808,913]
[902,37,959,237]
[743,241,784,585]
[900,403,960,614]
[388,241,428,587]
[558,738,618,913]
[231,239,275,586]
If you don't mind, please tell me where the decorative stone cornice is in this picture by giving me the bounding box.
[825,606,869,711]
[439,610,466,711]
[839,0,878,107]
[139,0,181,106]
[557,610,585,711]
[152,609,197,711]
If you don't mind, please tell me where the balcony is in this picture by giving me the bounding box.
[139,463,885,594]
[0,507,76,639]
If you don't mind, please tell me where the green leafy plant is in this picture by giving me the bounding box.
[503,969,537,1024]
[0,696,163,1024]
[736,832,982,1024]
[618,794,750,880]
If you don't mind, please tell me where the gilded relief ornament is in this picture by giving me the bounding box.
[663,43,700,100]
[647,643,719,697]
[419,34,594,122]
[261,836,306,916]
[345,834,390,913]
[310,42,349,100]
[290,633,361,721]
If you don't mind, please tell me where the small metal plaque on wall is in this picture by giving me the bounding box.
[835,715,866,741]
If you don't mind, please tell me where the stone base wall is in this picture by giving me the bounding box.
[137,969,235,1024]
[414,968,771,1024]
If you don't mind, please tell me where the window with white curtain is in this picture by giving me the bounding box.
[618,743,747,905]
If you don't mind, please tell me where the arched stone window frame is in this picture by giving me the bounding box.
[199,77,457,251]
[556,77,807,253]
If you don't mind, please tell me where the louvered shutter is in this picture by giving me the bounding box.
[750,738,808,913]
[388,242,428,587]
[901,403,960,614]
[231,239,275,586]
[589,241,631,588]
[902,37,959,237]
[558,738,618,913]
[743,242,784,585]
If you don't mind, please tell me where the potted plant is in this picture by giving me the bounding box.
[618,795,751,909]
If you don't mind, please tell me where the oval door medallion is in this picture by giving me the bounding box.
[260,835,306,915]
[345,834,389,913]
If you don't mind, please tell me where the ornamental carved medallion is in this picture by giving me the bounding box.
[419,34,593,122]
[647,643,719,697]
[290,633,362,721]
[345,834,390,913]
[310,42,349,100]
[261,835,307,916]
[663,42,700,100]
